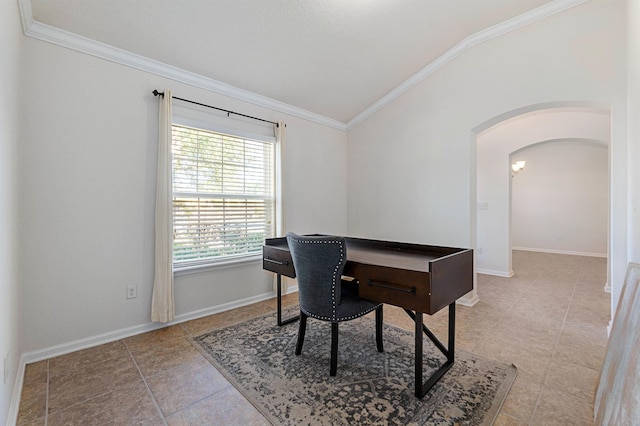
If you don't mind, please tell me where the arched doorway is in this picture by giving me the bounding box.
[468,103,611,302]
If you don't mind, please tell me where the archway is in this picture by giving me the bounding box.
[466,102,611,305]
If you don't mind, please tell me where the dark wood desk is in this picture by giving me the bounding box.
[262,236,474,398]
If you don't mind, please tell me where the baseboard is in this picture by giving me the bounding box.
[476,268,514,278]
[512,246,607,258]
[10,287,303,425]
[6,357,26,426]
[21,289,298,365]
[457,291,479,307]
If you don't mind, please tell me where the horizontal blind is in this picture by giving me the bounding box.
[172,124,275,267]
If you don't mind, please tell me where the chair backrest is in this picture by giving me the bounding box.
[286,232,346,320]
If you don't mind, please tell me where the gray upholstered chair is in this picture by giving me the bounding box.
[286,232,383,376]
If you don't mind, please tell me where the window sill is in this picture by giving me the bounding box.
[174,255,263,277]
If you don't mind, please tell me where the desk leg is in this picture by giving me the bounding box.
[415,312,424,398]
[448,302,455,363]
[276,273,299,326]
[408,303,456,398]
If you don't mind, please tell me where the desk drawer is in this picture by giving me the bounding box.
[262,246,295,277]
[345,263,431,313]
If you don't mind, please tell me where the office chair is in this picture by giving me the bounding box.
[286,232,383,376]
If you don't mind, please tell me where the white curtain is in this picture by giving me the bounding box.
[151,89,175,323]
[275,121,286,237]
[273,121,287,294]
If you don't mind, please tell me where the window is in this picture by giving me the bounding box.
[172,124,275,268]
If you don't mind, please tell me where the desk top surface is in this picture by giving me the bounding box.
[265,236,468,273]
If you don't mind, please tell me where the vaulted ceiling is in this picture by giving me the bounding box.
[28,0,584,127]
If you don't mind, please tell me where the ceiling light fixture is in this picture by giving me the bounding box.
[511,160,526,176]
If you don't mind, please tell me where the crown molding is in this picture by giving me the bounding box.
[18,0,348,131]
[346,0,590,130]
[19,0,588,133]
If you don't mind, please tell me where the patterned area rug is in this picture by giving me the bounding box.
[191,307,516,425]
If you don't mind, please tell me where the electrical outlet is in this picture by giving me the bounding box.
[126,285,137,299]
[477,247,483,255]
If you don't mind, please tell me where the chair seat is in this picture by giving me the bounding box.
[302,288,380,323]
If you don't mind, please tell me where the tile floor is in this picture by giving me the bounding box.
[16,251,610,425]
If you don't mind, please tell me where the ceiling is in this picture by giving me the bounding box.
[30,0,565,125]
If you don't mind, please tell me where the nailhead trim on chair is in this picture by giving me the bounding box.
[290,236,378,322]
[302,305,380,322]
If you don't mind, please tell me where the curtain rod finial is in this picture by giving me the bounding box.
[152,90,164,97]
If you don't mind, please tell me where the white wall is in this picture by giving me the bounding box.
[347,1,627,307]
[0,0,23,423]
[512,140,608,256]
[18,38,348,355]
[629,0,640,265]
[476,108,610,276]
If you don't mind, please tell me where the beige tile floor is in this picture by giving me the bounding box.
[17,251,610,425]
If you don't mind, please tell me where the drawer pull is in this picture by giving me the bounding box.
[263,258,289,266]
[367,280,416,294]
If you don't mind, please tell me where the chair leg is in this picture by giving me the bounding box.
[295,311,307,355]
[330,322,338,376]
[376,305,384,353]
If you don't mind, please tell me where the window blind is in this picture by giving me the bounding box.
[172,124,275,267]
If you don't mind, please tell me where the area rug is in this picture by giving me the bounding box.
[190,307,517,425]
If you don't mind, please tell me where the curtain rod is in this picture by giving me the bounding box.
[152,90,279,127]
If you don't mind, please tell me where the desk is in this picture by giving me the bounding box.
[262,236,474,398]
